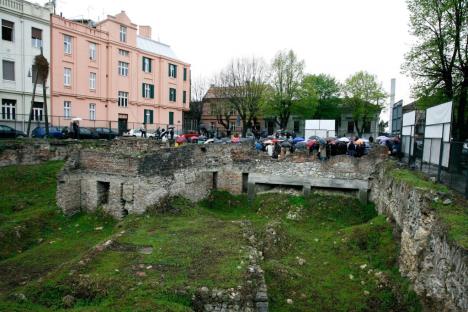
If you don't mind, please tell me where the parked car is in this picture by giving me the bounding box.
[123,128,155,138]
[0,125,26,138]
[32,126,66,138]
[94,127,118,139]
[62,127,99,139]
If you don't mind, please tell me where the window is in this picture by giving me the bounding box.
[64,101,71,119]
[183,68,187,81]
[31,27,42,48]
[142,57,152,73]
[89,72,96,90]
[89,103,96,120]
[142,83,154,99]
[168,63,177,78]
[1,99,16,120]
[2,20,14,41]
[32,102,43,121]
[118,91,128,107]
[169,111,174,125]
[363,120,371,134]
[144,109,154,124]
[64,67,71,86]
[169,88,176,102]
[347,121,354,133]
[118,49,129,56]
[31,65,44,84]
[2,60,15,81]
[118,61,129,76]
[63,35,72,54]
[119,25,127,42]
[182,90,187,104]
[294,120,300,133]
[89,42,96,60]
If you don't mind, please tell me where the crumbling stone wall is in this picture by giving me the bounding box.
[57,143,385,219]
[370,163,467,312]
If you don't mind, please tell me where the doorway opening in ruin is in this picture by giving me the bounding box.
[212,172,218,189]
[97,181,110,205]
[242,173,249,193]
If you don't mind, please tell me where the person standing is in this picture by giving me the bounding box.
[72,120,80,140]
[141,123,147,138]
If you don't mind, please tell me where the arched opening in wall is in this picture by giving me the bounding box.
[97,181,110,205]
[212,172,218,189]
[242,173,249,193]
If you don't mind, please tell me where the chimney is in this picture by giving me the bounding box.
[388,78,396,134]
[139,26,152,39]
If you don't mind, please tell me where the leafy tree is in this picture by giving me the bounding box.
[301,74,341,120]
[216,57,268,137]
[343,71,387,137]
[403,0,468,139]
[263,50,305,129]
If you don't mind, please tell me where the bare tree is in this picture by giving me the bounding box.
[216,57,268,137]
[187,76,208,131]
[209,97,234,132]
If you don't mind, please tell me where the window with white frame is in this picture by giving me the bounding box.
[118,61,129,76]
[119,25,127,42]
[168,63,177,78]
[118,49,129,57]
[2,19,14,42]
[64,67,71,86]
[2,60,15,81]
[64,101,71,119]
[142,57,152,73]
[89,72,96,90]
[31,27,42,48]
[1,99,16,120]
[118,91,128,107]
[32,102,43,121]
[63,35,72,54]
[89,42,96,60]
[89,103,96,120]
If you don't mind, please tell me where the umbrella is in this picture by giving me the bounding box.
[295,141,308,149]
[71,117,82,121]
[376,136,388,141]
[176,136,187,144]
[264,139,273,145]
[293,137,305,144]
[281,141,292,148]
[204,138,214,144]
[337,137,350,143]
[231,137,240,143]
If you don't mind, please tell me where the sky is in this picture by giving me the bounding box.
[52,0,415,121]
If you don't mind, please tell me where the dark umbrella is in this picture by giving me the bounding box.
[281,141,292,148]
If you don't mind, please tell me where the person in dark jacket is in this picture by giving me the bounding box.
[72,121,80,139]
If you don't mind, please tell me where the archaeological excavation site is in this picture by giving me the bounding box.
[0,139,466,312]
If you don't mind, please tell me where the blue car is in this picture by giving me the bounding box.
[31,126,65,138]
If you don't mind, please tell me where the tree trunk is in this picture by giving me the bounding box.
[42,80,49,137]
[241,120,248,138]
[456,77,467,140]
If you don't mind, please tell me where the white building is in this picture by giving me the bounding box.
[0,0,53,132]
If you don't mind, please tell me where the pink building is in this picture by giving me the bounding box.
[50,11,190,134]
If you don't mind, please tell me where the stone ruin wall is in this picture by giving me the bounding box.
[370,164,467,312]
[56,144,381,218]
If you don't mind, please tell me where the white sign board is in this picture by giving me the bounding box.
[426,101,452,125]
[304,120,336,138]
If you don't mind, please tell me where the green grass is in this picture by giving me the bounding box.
[390,167,468,249]
[0,162,422,311]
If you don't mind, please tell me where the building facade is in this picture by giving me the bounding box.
[50,11,190,134]
[0,0,53,131]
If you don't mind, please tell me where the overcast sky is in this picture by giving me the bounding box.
[53,0,414,119]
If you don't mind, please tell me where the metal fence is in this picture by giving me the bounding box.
[399,102,468,198]
[0,114,184,136]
